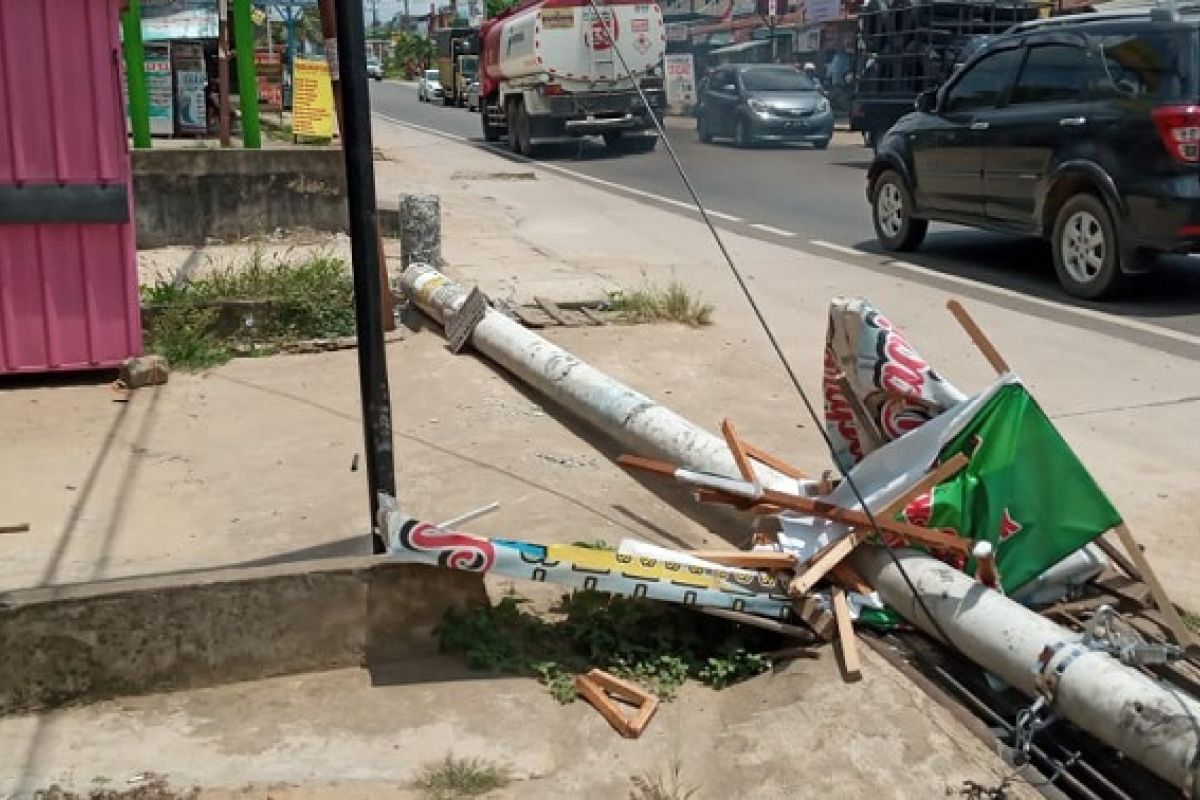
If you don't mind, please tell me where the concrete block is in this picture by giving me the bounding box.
[399,194,441,268]
[132,148,348,248]
[0,557,486,715]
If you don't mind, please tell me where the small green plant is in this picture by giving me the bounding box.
[139,250,356,370]
[609,281,713,327]
[142,304,228,371]
[414,755,510,800]
[436,590,775,704]
[1183,610,1200,635]
[629,759,698,800]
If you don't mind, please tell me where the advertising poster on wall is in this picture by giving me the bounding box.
[292,58,335,139]
[664,53,696,110]
[173,41,208,135]
[144,43,175,136]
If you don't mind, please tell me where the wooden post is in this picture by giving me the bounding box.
[1112,523,1194,646]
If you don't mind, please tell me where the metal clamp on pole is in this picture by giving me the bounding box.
[1082,605,1185,667]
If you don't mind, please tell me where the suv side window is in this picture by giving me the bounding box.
[712,69,735,92]
[943,47,1023,113]
[1096,31,1193,101]
[1010,44,1091,105]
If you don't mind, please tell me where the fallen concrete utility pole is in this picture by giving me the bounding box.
[400,264,1200,793]
[400,264,796,492]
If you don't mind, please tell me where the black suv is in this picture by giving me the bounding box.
[867,11,1200,298]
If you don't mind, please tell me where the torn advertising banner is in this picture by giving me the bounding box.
[383,513,793,620]
[824,297,966,469]
[785,373,1120,593]
[895,380,1122,591]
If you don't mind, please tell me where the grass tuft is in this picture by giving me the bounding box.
[414,755,510,800]
[140,250,356,371]
[629,759,698,800]
[609,281,713,327]
[435,590,774,704]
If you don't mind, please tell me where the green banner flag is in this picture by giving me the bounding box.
[896,383,1122,592]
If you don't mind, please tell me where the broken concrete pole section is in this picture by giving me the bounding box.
[399,194,441,268]
[399,263,796,491]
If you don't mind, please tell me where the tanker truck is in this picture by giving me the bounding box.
[479,0,666,156]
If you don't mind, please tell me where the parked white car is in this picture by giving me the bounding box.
[466,80,480,112]
[418,69,443,102]
[366,58,384,81]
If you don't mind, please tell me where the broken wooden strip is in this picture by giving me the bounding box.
[0,523,30,535]
[688,550,796,570]
[1093,571,1153,608]
[835,374,884,454]
[879,453,969,517]
[830,562,874,595]
[617,453,679,479]
[720,419,758,483]
[575,675,635,737]
[578,306,607,326]
[831,586,862,682]
[620,455,969,555]
[742,442,807,480]
[790,530,867,597]
[1112,523,1194,647]
[1095,534,1144,583]
[534,296,580,327]
[947,299,1010,375]
[697,607,816,642]
[508,303,552,328]
[760,489,972,556]
[793,595,836,641]
[584,669,659,737]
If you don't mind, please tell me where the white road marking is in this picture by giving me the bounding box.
[810,239,1200,349]
[375,113,468,142]
[883,259,1200,349]
[375,111,1200,351]
[749,223,796,238]
[374,111,742,222]
[810,239,867,257]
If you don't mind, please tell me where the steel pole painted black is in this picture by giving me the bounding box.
[333,0,395,554]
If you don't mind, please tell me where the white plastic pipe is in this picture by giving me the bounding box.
[402,264,1200,792]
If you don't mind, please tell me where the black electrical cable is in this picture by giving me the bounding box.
[585,0,957,650]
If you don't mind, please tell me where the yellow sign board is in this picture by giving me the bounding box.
[292,58,335,139]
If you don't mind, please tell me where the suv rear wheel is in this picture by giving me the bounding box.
[872,171,927,252]
[1051,194,1123,299]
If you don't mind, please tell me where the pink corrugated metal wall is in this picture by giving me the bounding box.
[0,0,141,374]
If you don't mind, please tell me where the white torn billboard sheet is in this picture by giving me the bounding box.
[779,375,1014,562]
[824,297,968,469]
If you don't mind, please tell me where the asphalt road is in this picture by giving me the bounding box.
[370,80,1200,357]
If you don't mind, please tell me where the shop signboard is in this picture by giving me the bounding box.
[664,53,696,109]
[141,0,219,41]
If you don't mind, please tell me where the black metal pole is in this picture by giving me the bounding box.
[333,0,396,554]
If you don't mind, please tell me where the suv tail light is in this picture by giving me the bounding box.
[1152,105,1200,163]
[541,83,565,96]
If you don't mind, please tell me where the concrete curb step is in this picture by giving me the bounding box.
[0,557,486,715]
